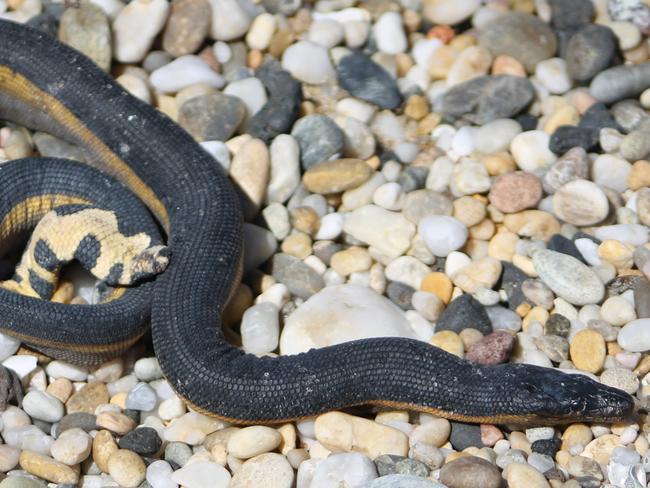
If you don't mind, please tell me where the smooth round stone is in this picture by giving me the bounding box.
[532,249,604,305]
[171,461,231,488]
[600,296,636,326]
[150,55,224,93]
[600,368,639,394]
[510,131,557,173]
[439,456,501,488]
[107,450,146,488]
[5,425,53,455]
[423,0,479,25]
[51,428,92,465]
[112,0,169,63]
[436,294,492,335]
[479,12,557,72]
[207,0,251,40]
[178,92,245,142]
[590,62,650,104]
[125,382,157,411]
[146,460,177,488]
[0,333,20,362]
[310,452,377,487]
[245,12,276,51]
[223,77,267,120]
[303,158,372,194]
[281,41,334,85]
[227,426,281,459]
[502,462,550,488]
[241,302,280,355]
[418,216,468,257]
[373,12,406,54]
[364,474,444,487]
[570,330,606,374]
[488,172,542,213]
[18,451,78,485]
[0,445,21,472]
[133,358,162,382]
[336,53,403,110]
[280,284,415,355]
[58,3,111,71]
[162,0,211,57]
[595,224,648,247]
[618,319,650,352]
[308,19,344,48]
[2,355,36,379]
[22,391,64,422]
[231,453,294,488]
[119,427,163,456]
[591,154,631,193]
[565,24,617,82]
[385,256,430,290]
[552,179,609,226]
[475,119,522,154]
[535,58,571,94]
[291,114,344,170]
[266,134,300,204]
[45,361,88,381]
[543,147,589,194]
[0,478,46,488]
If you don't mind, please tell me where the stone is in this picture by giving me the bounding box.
[565,24,617,82]
[241,302,280,355]
[46,361,88,381]
[92,430,118,473]
[618,319,650,352]
[119,427,162,456]
[107,450,146,487]
[475,118,522,155]
[162,0,210,57]
[270,253,324,300]
[66,382,109,414]
[570,329,606,374]
[535,58,571,94]
[439,456,501,488]
[227,426,281,459]
[280,284,415,355]
[207,0,251,40]
[608,0,650,34]
[502,462,550,488]
[552,179,609,226]
[51,428,92,465]
[291,114,344,170]
[19,451,79,485]
[531,249,604,305]
[465,331,514,365]
[450,422,483,450]
[281,41,335,85]
[112,0,169,63]
[479,12,557,72]
[22,390,63,422]
[150,55,224,93]
[439,75,535,124]
[422,0,480,25]
[374,454,428,477]
[178,93,245,142]
[363,475,443,487]
[373,12,407,55]
[337,53,403,110]
[549,0,594,30]
[58,3,111,71]
[543,147,589,194]
[231,453,294,488]
[418,216,468,257]
[310,452,377,487]
[549,125,598,154]
[146,460,176,488]
[595,224,647,246]
[488,172,542,213]
[436,294,492,335]
[590,62,650,104]
[96,412,137,435]
[125,382,157,411]
[451,257,502,294]
[303,159,372,194]
[163,412,226,445]
[600,368,639,394]
[315,412,408,458]
[510,130,557,173]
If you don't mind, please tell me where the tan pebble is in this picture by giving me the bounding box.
[446,45,492,86]
[582,434,621,465]
[512,254,536,277]
[280,232,312,259]
[430,331,464,357]
[19,451,79,484]
[290,207,320,236]
[453,196,486,227]
[487,231,518,262]
[330,246,372,276]
[204,427,241,451]
[635,433,649,455]
[480,424,503,446]
[110,392,127,409]
[561,424,593,453]
[634,355,650,376]
[227,426,282,459]
[488,172,542,214]
[156,94,178,121]
[543,105,580,134]
[230,453,294,488]
[376,411,409,424]
[175,83,217,108]
[628,160,650,190]
[522,306,549,331]
[469,219,495,241]
[503,462,550,488]
[230,138,270,212]
[465,239,488,260]
[396,53,414,78]
[598,240,635,270]
[51,281,75,304]
[107,449,145,488]
[483,152,517,175]
[491,54,526,77]
[96,412,136,435]
[66,382,109,414]
[162,0,211,57]
[404,94,430,120]
[448,34,475,50]
[420,272,453,303]
[509,431,531,455]
[555,449,572,468]
[303,159,373,194]
[417,113,441,135]
[410,418,450,448]
[451,257,502,294]
[277,424,296,455]
[428,45,459,79]
[46,378,73,403]
[92,430,118,473]
[69,296,88,305]
[607,341,623,356]
[570,330,606,374]
[247,49,264,69]
[623,41,649,63]
[211,444,228,466]
[314,411,408,458]
[503,210,560,241]
[459,328,484,350]
[445,451,468,463]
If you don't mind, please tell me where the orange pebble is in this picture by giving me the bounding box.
[420,272,453,304]
[427,25,455,44]
[492,55,526,77]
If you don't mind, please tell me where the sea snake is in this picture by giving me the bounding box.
[0,18,635,424]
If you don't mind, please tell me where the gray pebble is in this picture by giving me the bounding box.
[590,62,650,104]
[542,147,589,194]
[164,442,193,468]
[143,51,173,73]
[33,133,85,162]
[374,455,429,477]
[633,278,650,318]
[58,3,111,71]
[402,190,453,224]
[55,413,97,437]
[565,24,617,82]
[362,475,445,488]
[271,253,325,299]
[545,314,571,338]
[620,129,650,162]
[125,382,157,411]
[178,92,246,142]
[386,281,415,310]
[534,335,569,363]
[0,478,47,488]
[291,114,345,170]
[610,100,649,132]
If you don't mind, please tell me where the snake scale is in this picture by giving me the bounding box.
[0,18,636,424]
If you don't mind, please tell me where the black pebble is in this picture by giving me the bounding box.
[119,427,162,456]
[449,422,484,450]
[548,234,586,263]
[386,282,415,310]
[579,102,621,133]
[500,262,529,311]
[549,0,594,31]
[545,314,571,337]
[515,114,539,132]
[531,438,561,457]
[397,167,428,193]
[337,53,403,110]
[55,413,97,437]
[436,294,492,334]
[549,125,598,154]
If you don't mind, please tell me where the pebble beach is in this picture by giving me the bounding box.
[2,0,650,486]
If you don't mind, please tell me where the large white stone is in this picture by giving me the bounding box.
[112,0,169,63]
[310,453,377,488]
[373,12,407,54]
[618,319,650,352]
[280,284,416,355]
[282,41,335,85]
[207,0,252,40]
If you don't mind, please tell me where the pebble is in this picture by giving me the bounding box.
[230,138,270,217]
[46,361,88,382]
[309,19,344,48]
[0,445,20,472]
[291,114,344,170]
[488,172,542,213]
[440,75,535,124]
[374,454,428,477]
[0,478,45,488]
[618,319,650,352]
[565,24,617,82]
[224,78,268,121]
[112,0,169,63]
[150,55,224,93]
[422,0,479,25]
[535,58,571,94]
[552,179,609,226]
[227,426,281,459]
[51,428,92,465]
[134,358,163,382]
[590,62,650,104]
[270,253,324,300]
[96,412,137,435]
[315,411,408,458]
[475,119,522,155]
[479,12,557,72]
[231,453,294,488]
[510,130,557,173]
[600,368,639,394]
[543,147,589,194]
[608,0,650,34]
[337,53,403,110]
[280,284,415,354]
[570,329,606,374]
[502,462,550,488]
[364,475,444,487]
[58,3,111,71]
[22,391,64,422]
[310,452,377,488]
[162,0,210,57]
[0,333,20,362]
[595,224,648,247]
[119,427,162,456]
[18,451,79,485]
[418,216,468,257]
[146,460,176,488]
[450,422,483,450]
[532,249,604,305]
[436,294,492,335]
[373,12,406,55]
[303,158,372,194]
[126,382,157,411]
[439,456,501,488]
[466,331,514,365]
[178,92,245,142]
[266,135,300,204]
[281,41,334,85]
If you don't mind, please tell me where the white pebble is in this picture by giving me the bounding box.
[282,41,335,85]
[0,332,20,362]
[475,119,522,154]
[208,0,252,40]
[134,357,163,381]
[147,460,178,488]
[314,212,344,240]
[309,19,345,48]
[601,296,636,326]
[594,224,648,246]
[150,56,224,94]
[618,319,650,352]
[246,13,276,51]
[22,391,64,422]
[45,360,88,381]
[112,0,169,63]
[2,355,37,379]
[171,461,231,488]
[451,126,477,156]
[535,58,571,94]
[241,302,280,355]
[373,182,404,211]
[310,452,377,487]
[510,130,557,173]
[51,428,92,465]
[418,216,468,257]
[373,12,406,54]
[592,154,632,193]
[158,395,186,421]
[224,78,268,120]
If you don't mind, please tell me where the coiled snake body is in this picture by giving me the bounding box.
[0,19,635,424]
